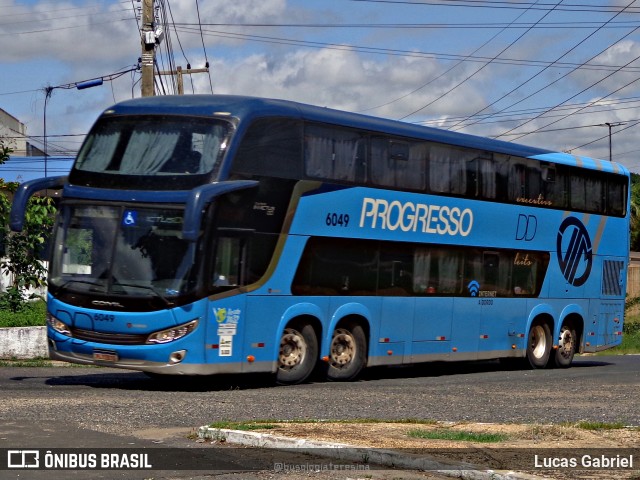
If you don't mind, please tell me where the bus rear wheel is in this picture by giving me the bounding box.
[276,324,318,385]
[552,323,577,368]
[526,320,552,369]
[326,323,367,381]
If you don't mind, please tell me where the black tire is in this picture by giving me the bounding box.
[276,323,318,385]
[552,323,577,368]
[526,319,552,369]
[325,322,367,381]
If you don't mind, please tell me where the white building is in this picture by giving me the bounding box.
[0,107,44,156]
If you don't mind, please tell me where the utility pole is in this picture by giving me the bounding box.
[140,0,155,97]
[157,65,210,94]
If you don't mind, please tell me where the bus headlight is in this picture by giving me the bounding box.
[47,313,71,336]
[146,320,198,344]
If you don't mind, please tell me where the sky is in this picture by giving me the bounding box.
[2,0,640,178]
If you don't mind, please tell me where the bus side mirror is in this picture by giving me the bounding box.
[182,180,258,241]
[10,176,67,232]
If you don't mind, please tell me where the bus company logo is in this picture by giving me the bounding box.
[556,217,592,287]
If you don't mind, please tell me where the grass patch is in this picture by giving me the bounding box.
[207,418,440,431]
[326,418,439,426]
[407,429,508,443]
[0,301,47,328]
[0,357,53,367]
[570,421,626,431]
[607,323,640,354]
[208,421,278,431]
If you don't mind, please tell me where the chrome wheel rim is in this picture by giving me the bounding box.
[279,328,306,370]
[530,325,547,359]
[330,328,356,367]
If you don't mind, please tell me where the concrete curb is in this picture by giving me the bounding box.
[197,426,546,480]
[0,326,47,359]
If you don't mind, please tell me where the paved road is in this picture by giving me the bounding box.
[0,355,638,479]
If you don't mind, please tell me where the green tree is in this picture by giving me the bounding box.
[0,142,57,311]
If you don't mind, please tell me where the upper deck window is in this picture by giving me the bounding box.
[72,115,232,187]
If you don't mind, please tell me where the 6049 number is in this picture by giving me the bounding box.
[94,313,115,322]
[326,213,349,227]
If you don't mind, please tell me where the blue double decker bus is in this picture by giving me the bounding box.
[11,95,629,384]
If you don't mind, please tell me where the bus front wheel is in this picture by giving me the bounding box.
[526,320,552,369]
[326,323,367,381]
[276,324,318,385]
[552,323,577,368]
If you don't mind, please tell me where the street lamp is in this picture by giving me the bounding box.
[598,122,626,162]
[42,78,105,177]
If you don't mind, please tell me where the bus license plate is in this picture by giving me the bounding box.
[93,350,118,362]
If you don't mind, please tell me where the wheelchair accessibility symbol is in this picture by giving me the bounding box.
[123,210,137,227]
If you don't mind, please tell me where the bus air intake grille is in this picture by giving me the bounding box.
[71,328,149,345]
[602,260,624,296]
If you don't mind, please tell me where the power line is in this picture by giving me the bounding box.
[494,16,640,139]
[397,0,563,119]
[567,119,640,152]
[0,7,130,27]
[450,0,640,131]
[507,63,640,142]
[173,26,640,73]
[417,96,640,128]
[350,0,640,14]
[174,20,640,30]
[194,0,214,94]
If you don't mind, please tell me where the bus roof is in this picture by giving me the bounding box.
[102,95,628,176]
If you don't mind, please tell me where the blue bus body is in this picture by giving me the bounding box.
[11,95,629,383]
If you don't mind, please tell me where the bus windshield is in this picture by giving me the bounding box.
[49,205,199,300]
[73,115,231,177]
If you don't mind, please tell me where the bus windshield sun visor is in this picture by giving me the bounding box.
[182,180,259,241]
[10,175,68,232]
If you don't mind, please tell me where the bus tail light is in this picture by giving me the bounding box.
[47,313,71,336]
[146,320,198,344]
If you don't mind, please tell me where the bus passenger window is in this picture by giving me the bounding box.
[570,176,587,211]
[483,252,500,291]
[434,249,463,294]
[607,179,626,216]
[233,118,303,179]
[585,175,605,212]
[378,246,412,296]
[544,164,569,209]
[304,125,362,182]
[512,251,548,296]
[429,145,477,195]
[291,238,378,296]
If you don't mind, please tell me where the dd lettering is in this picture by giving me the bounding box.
[516,214,537,241]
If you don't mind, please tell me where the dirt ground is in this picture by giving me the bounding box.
[221,420,640,479]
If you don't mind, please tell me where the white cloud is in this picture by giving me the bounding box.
[4,0,640,170]
[199,46,491,122]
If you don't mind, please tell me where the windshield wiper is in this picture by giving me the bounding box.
[110,281,175,308]
[57,279,107,295]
